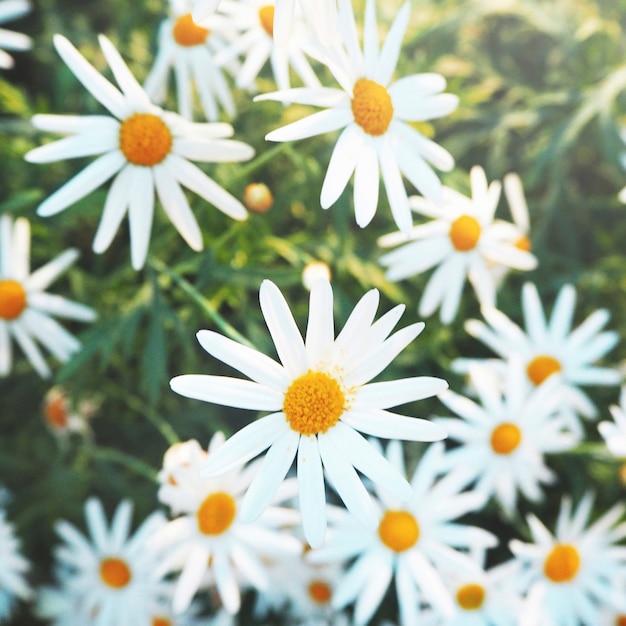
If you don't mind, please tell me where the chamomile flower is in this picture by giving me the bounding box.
[378,166,537,324]
[144,0,236,122]
[256,0,458,234]
[42,386,99,439]
[24,34,254,270]
[212,0,321,92]
[171,279,447,548]
[0,0,31,69]
[0,507,31,621]
[308,441,497,625]
[510,493,626,625]
[436,361,576,516]
[47,498,169,626]
[598,386,626,458]
[149,432,302,614]
[0,215,96,379]
[456,282,622,436]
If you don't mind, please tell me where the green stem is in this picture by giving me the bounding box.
[229,142,291,183]
[149,257,256,348]
[91,446,157,482]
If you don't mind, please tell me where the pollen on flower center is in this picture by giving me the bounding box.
[490,422,522,455]
[526,355,561,386]
[544,543,580,583]
[172,13,210,47]
[100,557,132,588]
[0,279,27,320]
[283,371,345,435]
[259,5,274,37]
[308,580,332,604]
[449,214,482,251]
[119,113,173,167]
[351,78,394,136]
[456,583,486,610]
[197,491,237,535]
[378,510,420,552]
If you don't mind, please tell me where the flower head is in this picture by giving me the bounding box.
[24,34,254,270]
[171,279,447,548]
[0,215,96,378]
[0,0,31,69]
[378,166,537,324]
[598,386,626,459]
[256,0,458,234]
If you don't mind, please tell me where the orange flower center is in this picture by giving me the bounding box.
[543,543,580,583]
[172,13,210,46]
[490,422,522,455]
[456,583,486,610]
[119,114,172,166]
[351,78,394,136]
[152,618,172,626]
[0,279,27,320]
[449,214,482,251]
[515,235,531,251]
[378,510,420,552]
[283,371,345,435]
[197,491,237,535]
[616,616,626,626]
[100,557,132,588]
[526,355,561,386]
[44,395,69,430]
[308,580,332,604]
[259,5,274,37]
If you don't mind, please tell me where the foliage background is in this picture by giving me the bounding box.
[2,0,626,623]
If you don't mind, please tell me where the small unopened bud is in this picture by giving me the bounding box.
[302,261,332,291]
[244,182,273,213]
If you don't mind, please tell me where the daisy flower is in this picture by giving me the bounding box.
[212,0,321,92]
[170,278,448,548]
[149,432,302,614]
[510,493,626,625]
[45,498,169,626]
[42,385,99,439]
[456,282,622,436]
[436,360,576,516]
[144,0,237,122]
[0,507,31,621]
[378,166,538,324]
[0,0,31,69]
[24,34,254,270]
[0,214,96,379]
[256,0,459,234]
[598,386,626,458]
[308,441,497,626]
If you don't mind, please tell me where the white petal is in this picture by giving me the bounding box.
[255,87,346,107]
[11,319,50,377]
[265,107,352,142]
[356,377,449,408]
[27,292,96,322]
[522,282,548,343]
[92,165,133,253]
[173,546,209,613]
[396,144,444,204]
[320,124,362,209]
[362,0,379,72]
[353,141,379,228]
[26,249,78,291]
[24,127,118,163]
[128,166,155,270]
[305,279,334,365]
[173,138,254,163]
[374,1,410,85]
[297,434,327,548]
[380,137,411,234]
[388,74,447,101]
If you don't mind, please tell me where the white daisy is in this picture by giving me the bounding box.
[149,432,302,614]
[212,0,321,92]
[0,214,96,379]
[24,34,254,270]
[599,386,626,458]
[0,0,31,69]
[45,498,170,626]
[378,166,538,324]
[170,278,448,548]
[0,507,31,621]
[455,282,622,436]
[42,385,99,439]
[255,0,458,234]
[307,440,497,626]
[510,493,626,625]
[144,0,237,122]
[436,360,576,516]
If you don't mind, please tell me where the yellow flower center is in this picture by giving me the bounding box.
[0,279,27,320]
[152,619,172,626]
[351,78,394,136]
[515,235,531,252]
[196,491,237,535]
[308,580,332,604]
[172,13,210,47]
[259,5,274,37]
[378,510,420,552]
[283,371,345,435]
[119,114,173,167]
[543,543,580,583]
[99,557,132,588]
[449,214,482,251]
[456,583,486,610]
[490,422,522,455]
[526,355,561,386]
